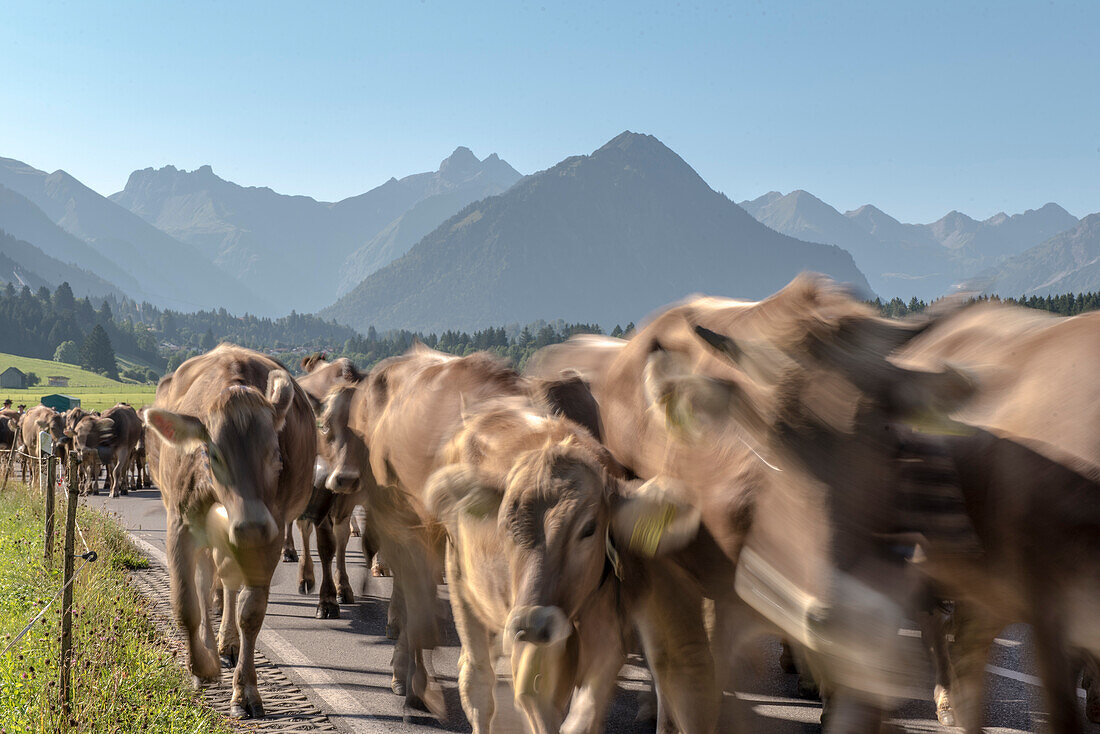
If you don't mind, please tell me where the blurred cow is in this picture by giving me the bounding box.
[530,275,977,729]
[894,301,1100,733]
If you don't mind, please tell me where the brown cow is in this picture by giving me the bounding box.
[279,353,367,565]
[72,403,142,497]
[143,344,316,719]
[529,275,975,726]
[20,405,67,484]
[893,302,1100,732]
[427,397,717,734]
[291,354,384,619]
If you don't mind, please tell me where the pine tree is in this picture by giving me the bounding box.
[80,324,118,379]
[52,282,76,313]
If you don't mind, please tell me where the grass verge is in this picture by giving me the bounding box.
[0,480,233,733]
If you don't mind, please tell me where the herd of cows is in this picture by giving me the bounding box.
[3,273,1099,733]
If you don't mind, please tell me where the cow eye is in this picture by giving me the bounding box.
[579,519,597,539]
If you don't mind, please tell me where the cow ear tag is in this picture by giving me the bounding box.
[628,503,677,557]
[462,486,500,520]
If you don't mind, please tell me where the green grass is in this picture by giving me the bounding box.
[0,481,234,733]
[0,354,129,388]
[0,353,157,410]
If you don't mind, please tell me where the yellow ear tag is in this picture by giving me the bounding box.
[463,490,498,520]
[662,394,698,440]
[629,504,677,557]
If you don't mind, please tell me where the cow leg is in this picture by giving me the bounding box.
[367,491,445,718]
[296,517,316,595]
[916,604,955,726]
[334,511,356,604]
[561,628,624,734]
[196,549,218,660]
[1083,655,1100,723]
[315,514,340,619]
[281,522,298,563]
[230,585,269,719]
[947,604,1000,734]
[219,583,240,667]
[116,448,132,495]
[1031,614,1083,734]
[166,514,219,684]
[447,552,496,734]
[107,457,120,497]
[628,574,718,734]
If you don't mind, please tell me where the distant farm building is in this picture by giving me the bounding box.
[0,367,26,389]
[40,394,81,412]
[47,375,70,387]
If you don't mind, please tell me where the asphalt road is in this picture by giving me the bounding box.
[86,488,1081,733]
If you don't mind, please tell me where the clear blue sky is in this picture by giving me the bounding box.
[2,0,1096,223]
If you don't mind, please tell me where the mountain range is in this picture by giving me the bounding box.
[320,132,870,333]
[2,134,1095,335]
[739,190,1081,300]
[976,214,1100,296]
[110,148,521,311]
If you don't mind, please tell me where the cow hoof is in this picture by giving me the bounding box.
[391,678,406,696]
[316,601,340,619]
[108,491,119,499]
[298,579,314,595]
[219,644,239,668]
[934,685,955,726]
[385,621,400,640]
[191,674,218,689]
[339,588,356,605]
[282,548,298,563]
[408,683,447,721]
[230,699,265,719]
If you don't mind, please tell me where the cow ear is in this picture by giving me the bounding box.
[145,409,208,450]
[426,465,503,524]
[96,417,116,439]
[267,370,295,432]
[35,419,49,430]
[610,477,701,557]
[890,363,976,416]
[643,347,769,440]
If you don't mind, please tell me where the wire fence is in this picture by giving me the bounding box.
[0,443,98,715]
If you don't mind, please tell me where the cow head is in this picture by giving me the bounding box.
[642,319,974,702]
[316,385,366,494]
[431,417,698,652]
[144,370,296,549]
[33,409,68,453]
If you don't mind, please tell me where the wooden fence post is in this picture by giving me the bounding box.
[44,453,56,567]
[0,441,14,492]
[59,451,79,714]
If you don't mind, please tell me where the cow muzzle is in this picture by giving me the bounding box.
[228,501,279,548]
[505,605,571,647]
[325,467,359,494]
[735,547,925,703]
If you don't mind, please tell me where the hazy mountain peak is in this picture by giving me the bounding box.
[439,146,480,177]
[323,131,870,333]
[596,130,667,156]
